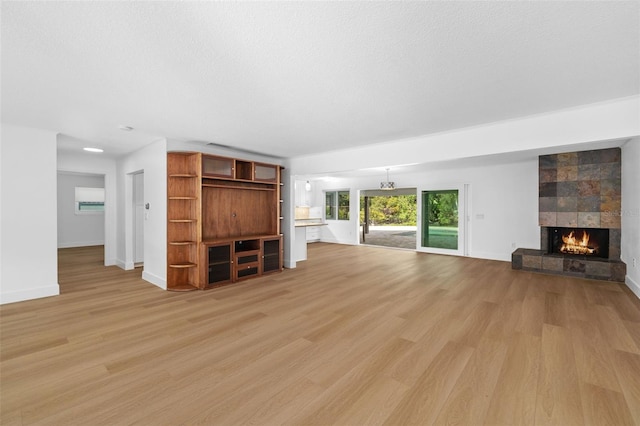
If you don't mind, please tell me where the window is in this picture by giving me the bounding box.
[75,187,105,214]
[325,190,350,220]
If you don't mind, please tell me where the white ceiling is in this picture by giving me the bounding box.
[2,1,639,159]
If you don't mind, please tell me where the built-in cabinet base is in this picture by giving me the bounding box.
[201,236,283,288]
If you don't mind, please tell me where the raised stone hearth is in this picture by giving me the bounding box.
[512,248,626,282]
[512,147,626,282]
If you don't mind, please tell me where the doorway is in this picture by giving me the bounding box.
[56,171,107,291]
[360,189,417,249]
[132,172,144,267]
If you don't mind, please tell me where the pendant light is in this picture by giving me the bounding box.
[380,168,395,190]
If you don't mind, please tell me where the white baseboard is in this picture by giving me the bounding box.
[104,258,116,267]
[319,238,354,245]
[470,251,511,262]
[115,259,136,270]
[0,284,60,305]
[626,275,640,300]
[58,240,104,248]
[143,270,166,290]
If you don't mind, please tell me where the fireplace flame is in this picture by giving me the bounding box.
[560,230,597,255]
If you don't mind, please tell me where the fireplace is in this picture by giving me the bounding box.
[512,148,625,282]
[547,227,609,259]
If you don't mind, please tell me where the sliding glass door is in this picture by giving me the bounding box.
[422,190,458,250]
[417,185,467,255]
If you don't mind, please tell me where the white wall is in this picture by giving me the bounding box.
[314,159,539,261]
[57,150,117,265]
[622,138,640,298]
[116,139,167,288]
[57,172,105,248]
[1,124,59,304]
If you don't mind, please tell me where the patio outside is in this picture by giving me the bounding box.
[360,225,416,249]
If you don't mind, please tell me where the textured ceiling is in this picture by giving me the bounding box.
[2,1,639,158]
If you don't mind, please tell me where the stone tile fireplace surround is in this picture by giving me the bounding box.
[512,147,626,282]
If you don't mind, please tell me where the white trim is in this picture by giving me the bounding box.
[142,270,166,290]
[74,208,104,215]
[0,284,60,305]
[470,251,511,262]
[318,239,356,246]
[626,275,640,300]
[114,259,135,270]
[58,240,104,248]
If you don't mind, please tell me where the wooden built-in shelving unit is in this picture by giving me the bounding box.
[167,152,283,291]
[167,152,201,291]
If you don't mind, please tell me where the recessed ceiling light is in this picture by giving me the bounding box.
[118,125,134,131]
[83,147,104,153]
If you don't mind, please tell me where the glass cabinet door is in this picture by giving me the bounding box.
[254,163,278,182]
[207,243,232,285]
[202,156,234,178]
[261,237,282,273]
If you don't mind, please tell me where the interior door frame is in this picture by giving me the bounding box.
[124,169,144,270]
[132,171,144,265]
[416,183,469,256]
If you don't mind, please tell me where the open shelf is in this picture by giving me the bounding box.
[169,262,197,268]
[201,184,275,192]
[167,152,201,291]
[169,283,199,292]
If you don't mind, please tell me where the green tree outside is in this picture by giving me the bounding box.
[360,195,417,226]
[426,191,458,226]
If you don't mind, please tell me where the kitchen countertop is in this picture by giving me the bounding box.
[294,218,327,227]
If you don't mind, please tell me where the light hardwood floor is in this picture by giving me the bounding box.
[2,244,640,425]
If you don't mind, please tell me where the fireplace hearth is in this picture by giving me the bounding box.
[547,227,609,259]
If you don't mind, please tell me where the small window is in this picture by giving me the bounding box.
[75,187,105,214]
[325,190,349,220]
[325,192,336,220]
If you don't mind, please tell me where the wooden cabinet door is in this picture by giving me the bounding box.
[261,236,282,274]
[206,243,232,286]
